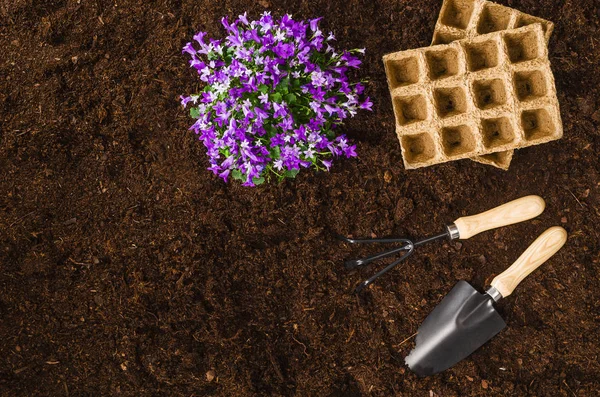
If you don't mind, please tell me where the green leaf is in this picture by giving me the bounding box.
[270,145,281,158]
[285,169,300,178]
[265,124,276,135]
[232,169,244,181]
[272,92,283,103]
[252,176,265,185]
[190,107,200,118]
[278,83,289,94]
[258,84,269,94]
[284,93,297,104]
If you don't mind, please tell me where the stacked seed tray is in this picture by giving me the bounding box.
[384,0,562,170]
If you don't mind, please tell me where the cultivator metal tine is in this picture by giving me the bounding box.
[354,247,415,293]
[344,240,413,270]
[340,230,450,292]
[337,234,414,269]
[336,234,414,244]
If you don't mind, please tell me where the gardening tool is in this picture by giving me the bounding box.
[340,195,545,292]
[405,226,567,376]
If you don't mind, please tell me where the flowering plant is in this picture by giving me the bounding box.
[181,12,372,186]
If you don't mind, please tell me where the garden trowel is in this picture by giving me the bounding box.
[405,226,567,376]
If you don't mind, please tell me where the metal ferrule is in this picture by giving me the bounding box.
[446,223,460,240]
[485,286,503,302]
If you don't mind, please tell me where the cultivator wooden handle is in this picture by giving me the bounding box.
[451,195,546,240]
[490,226,567,298]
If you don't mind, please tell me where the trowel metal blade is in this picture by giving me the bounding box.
[405,280,506,376]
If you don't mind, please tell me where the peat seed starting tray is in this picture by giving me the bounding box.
[431,0,554,169]
[383,23,562,170]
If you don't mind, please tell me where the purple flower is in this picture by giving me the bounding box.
[311,37,324,51]
[278,116,294,131]
[280,14,294,28]
[201,91,215,103]
[190,59,205,71]
[291,21,307,40]
[181,13,372,186]
[294,125,307,141]
[221,16,235,33]
[182,42,196,56]
[221,155,235,169]
[218,168,230,181]
[272,102,288,118]
[227,33,243,47]
[193,32,207,45]
[271,134,285,147]
[254,107,268,124]
[342,52,361,68]
[309,17,322,32]
[258,92,269,104]
[180,96,192,107]
[238,12,249,26]
[248,28,261,43]
[259,12,274,33]
[323,103,337,116]
[273,42,295,59]
[360,98,373,111]
[343,144,357,157]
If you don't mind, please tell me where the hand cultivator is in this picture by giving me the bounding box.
[340,195,545,292]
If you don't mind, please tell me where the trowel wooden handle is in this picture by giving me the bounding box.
[491,226,567,298]
[453,196,545,239]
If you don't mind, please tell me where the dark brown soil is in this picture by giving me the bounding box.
[1,0,599,395]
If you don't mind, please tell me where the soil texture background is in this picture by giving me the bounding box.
[1,0,600,395]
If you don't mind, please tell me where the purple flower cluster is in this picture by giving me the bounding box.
[181,12,372,186]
